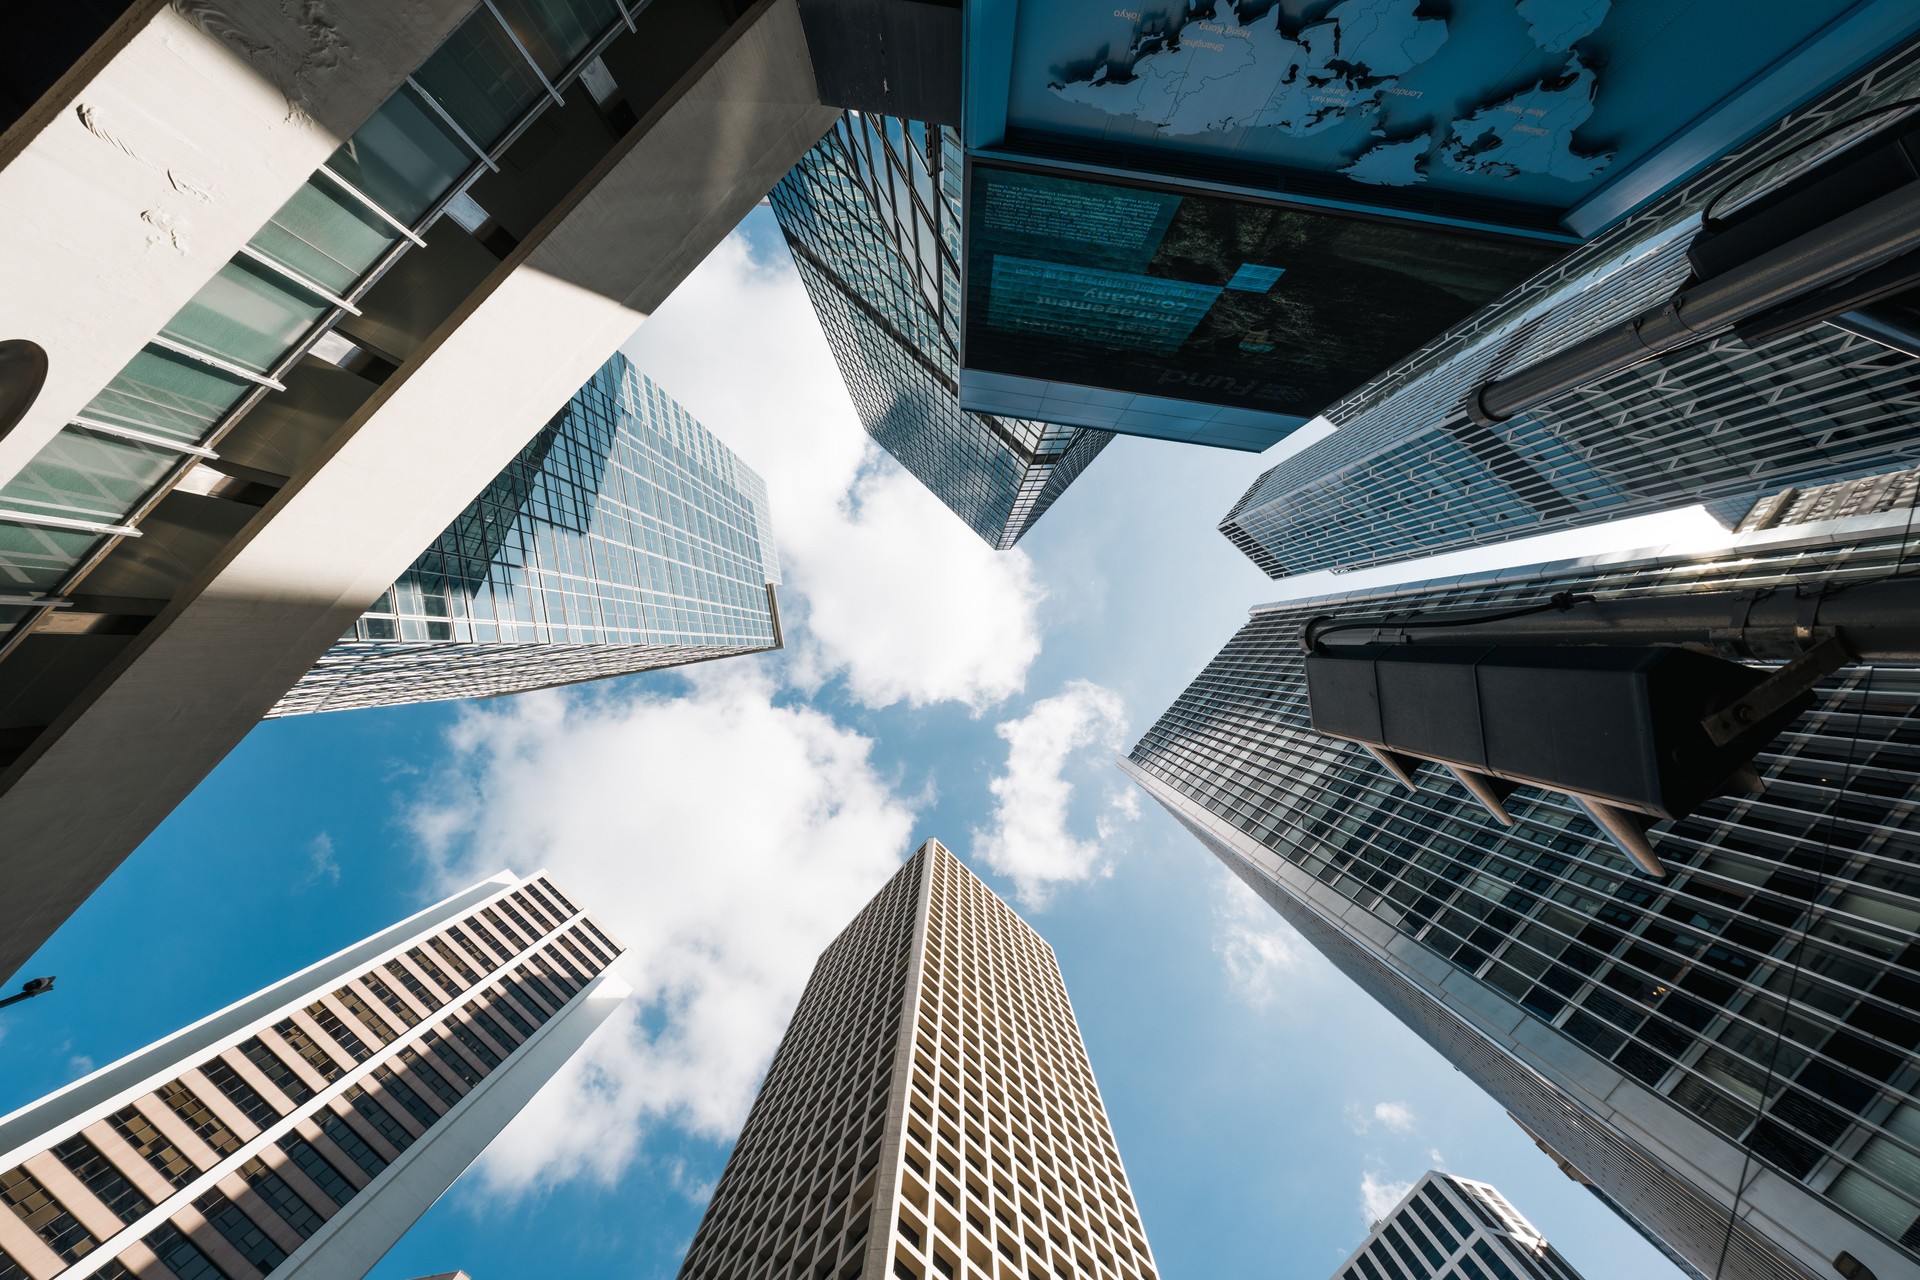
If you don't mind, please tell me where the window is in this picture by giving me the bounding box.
[407,946,465,997]
[157,1080,240,1156]
[371,1064,441,1129]
[504,972,555,1022]
[480,908,524,954]
[430,936,480,983]
[398,1044,465,1107]
[332,986,397,1043]
[423,1028,485,1087]
[0,1166,98,1262]
[109,1106,198,1187]
[276,1136,357,1209]
[481,992,533,1040]
[319,1112,389,1180]
[240,1036,315,1103]
[363,973,422,1026]
[50,1135,153,1224]
[451,1018,504,1069]
[448,926,500,973]
[306,1003,373,1062]
[142,1222,230,1280]
[200,1059,281,1130]
[274,1018,345,1082]
[194,1190,287,1273]
[239,1157,325,1237]
[342,1084,416,1153]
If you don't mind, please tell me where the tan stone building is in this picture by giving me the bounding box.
[0,872,626,1280]
[678,839,1158,1280]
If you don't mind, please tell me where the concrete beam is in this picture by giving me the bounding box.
[0,0,481,483]
[0,0,838,982]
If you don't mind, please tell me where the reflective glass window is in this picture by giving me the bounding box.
[325,87,473,226]
[412,17,545,153]
[250,179,398,295]
[160,256,328,375]
[80,346,252,444]
[492,0,621,76]
[0,427,175,522]
[0,520,98,590]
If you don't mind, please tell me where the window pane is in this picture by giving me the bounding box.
[0,428,175,522]
[250,180,398,295]
[326,87,473,225]
[0,521,97,590]
[80,346,252,444]
[492,0,620,77]
[412,16,544,153]
[160,256,328,375]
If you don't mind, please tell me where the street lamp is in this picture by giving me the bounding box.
[0,976,56,1010]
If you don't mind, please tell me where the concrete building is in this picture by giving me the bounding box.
[676,839,1160,1280]
[273,353,781,714]
[0,0,877,982]
[769,113,1110,549]
[954,1,1920,446]
[0,870,627,1280]
[1124,511,1920,1280]
[1216,31,1920,581]
[1333,1172,1586,1280]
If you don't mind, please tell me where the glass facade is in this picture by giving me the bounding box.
[273,353,779,714]
[1127,517,1920,1280]
[0,0,636,641]
[1215,44,1920,580]
[768,114,1111,550]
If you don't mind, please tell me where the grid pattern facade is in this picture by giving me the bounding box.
[768,115,1111,550]
[1217,42,1920,580]
[1333,1173,1585,1280]
[1126,518,1920,1280]
[0,0,640,645]
[272,354,780,714]
[678,840,1159,1280]
[0,873,622,1280]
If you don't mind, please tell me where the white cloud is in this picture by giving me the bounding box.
[1346,1100,1418,1135]
[1212,867,1305,1005]
[972,681,1131,905]
[403,664,919,1197]
[302,833,340,888]
[621,231,1043,712]
[1360,1171,1415,1225]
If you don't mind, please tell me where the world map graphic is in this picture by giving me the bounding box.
[1048,0,1617,189]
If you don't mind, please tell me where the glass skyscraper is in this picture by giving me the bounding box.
[1125,511,1920,1280]
[1216,42,1920,580]
[274,354,781,714]
[768,113,1112,550]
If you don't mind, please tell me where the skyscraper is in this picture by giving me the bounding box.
[1125,510,1920,1280]
[273,354,780,715]
[1333,1172,1587,1280]
[676,839,1160,1280]
[0,871,626,1280]
[768,113,1113,550]
[1216,41,1920,581]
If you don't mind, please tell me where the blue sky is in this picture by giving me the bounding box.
[0,209,1725,1279]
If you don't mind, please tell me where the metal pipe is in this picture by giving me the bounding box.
[1306,576,1920,662]
[1469,179,1920,424]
